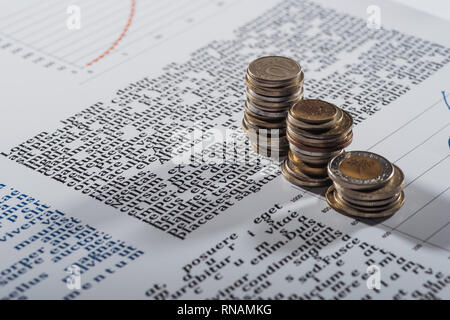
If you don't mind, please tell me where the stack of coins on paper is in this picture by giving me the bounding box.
[243,56,304,158]
[282,99,353,187]
[326,151,405,218]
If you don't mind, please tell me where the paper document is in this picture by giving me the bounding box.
[0,0,449,299]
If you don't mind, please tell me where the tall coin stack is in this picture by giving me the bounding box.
[243,56,304,158]
[282,99,353,187]
[326,151,405,218]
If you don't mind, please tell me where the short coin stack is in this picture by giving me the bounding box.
[243,56,304,158]
[282,99,353,187]
[326,151,405,218]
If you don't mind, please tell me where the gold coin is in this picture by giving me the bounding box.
[282,160,331,187]
[333,164,405,201]
[246,73,304,97]
[287,108,343,131]
[247,56,302,84]
[325,185,404,218]
[288,151,328,177]
[289,110,353,140]
[290,99,338,124]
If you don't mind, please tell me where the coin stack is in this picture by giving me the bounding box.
[243,56,304,158]
[282,99,353,187]
[326,151,405,218]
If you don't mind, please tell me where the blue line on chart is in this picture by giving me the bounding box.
[443,90,450,110]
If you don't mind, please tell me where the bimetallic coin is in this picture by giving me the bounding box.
[326,185,404,218]
[333,164,405,201]
[247,56,302,84]
[287,108,343,131]
[290,99,338,124]
[328,151,394,190]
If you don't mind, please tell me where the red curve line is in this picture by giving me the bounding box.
[86,0,136,66]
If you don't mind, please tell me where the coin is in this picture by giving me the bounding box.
[290,99,338,124]
[245,101,288,119]
[246,87,303,103]
[335,190,402,212]
[339,190,401,207]
[333,164,405,201]
[242,118,286,138]
[289,142,344,157]
[288,151,328,177]
[246,73,304,96]
[282,160,331,187]
[244,112,286,129]
[247,94,302,109]
[287,127,353,148]
[244,56,304,159]
[328,151,394,190]
[287,108,343,131]
[286,129,352,153]
[247,56,302,84]
[326,185,405,218]
[289,110,353,140]
[291,148,342,166]
[251,143,288,158]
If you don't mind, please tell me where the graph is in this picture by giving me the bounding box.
[0,0,236,80]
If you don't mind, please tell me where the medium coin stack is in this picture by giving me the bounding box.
[326,151,405,218]
[243,56,304,158]
[282,99,353,187]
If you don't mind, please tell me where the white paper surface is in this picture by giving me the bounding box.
[0,0,449,300]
